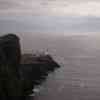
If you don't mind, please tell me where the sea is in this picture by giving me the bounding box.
[1,16,100,99]
[24,34,100,100]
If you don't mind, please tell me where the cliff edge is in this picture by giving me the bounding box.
[0,34,60,99]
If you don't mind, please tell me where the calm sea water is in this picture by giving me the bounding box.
[1,16,100,100]
[30,35,100,100]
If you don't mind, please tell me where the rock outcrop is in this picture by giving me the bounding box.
[0,34,60,99]
[0,34,23,99]
[0,34,21,77]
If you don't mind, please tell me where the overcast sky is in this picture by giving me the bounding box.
[0,0,100,16]
[0,0,100,35]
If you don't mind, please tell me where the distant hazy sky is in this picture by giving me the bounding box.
[0,0,100,16]
[0,0,100,34]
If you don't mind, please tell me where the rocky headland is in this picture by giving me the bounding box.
[0,34,60,99]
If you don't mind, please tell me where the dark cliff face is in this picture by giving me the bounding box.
[20,54,60,96]
[0,34,60,98]
[0,34,23,98]
[0,34,21,67]
[21,54,60,80]
[0,34,21,78]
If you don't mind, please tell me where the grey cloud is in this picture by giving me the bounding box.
[0,0,99,10]
[0,0,99,16]
[0,0,43,10]
[0,0,21,9]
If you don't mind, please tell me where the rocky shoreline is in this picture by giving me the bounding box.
[0,34,60,99]
[20,53,60,96]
